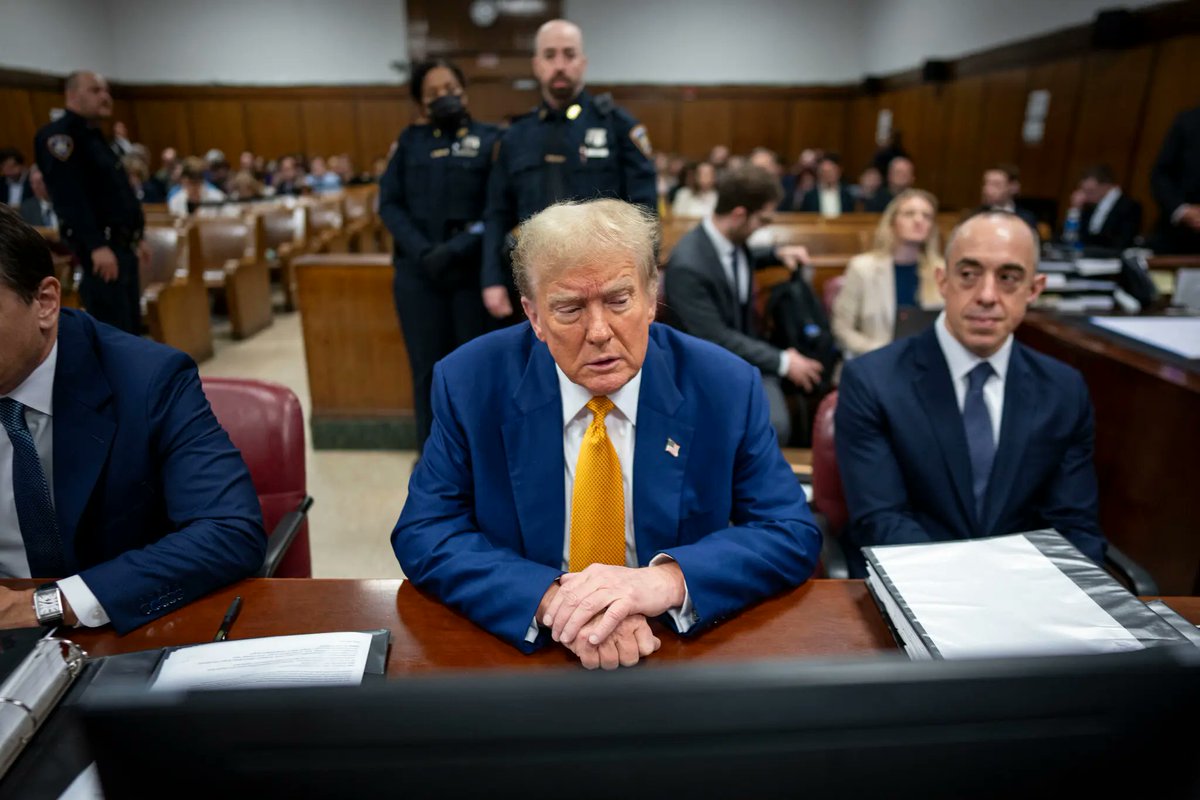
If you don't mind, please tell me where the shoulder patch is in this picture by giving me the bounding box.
[629,124,653,159]
[47,134,74,161]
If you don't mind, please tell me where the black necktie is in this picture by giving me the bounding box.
[962,363,996,524]
[0,398,65,576]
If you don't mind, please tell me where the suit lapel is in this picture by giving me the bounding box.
[690,227,740,328]
[911,329,978,531]
[982,343,1034,533]
[501,336,566,569]
[52,313,116,571]
[632,334,692,565]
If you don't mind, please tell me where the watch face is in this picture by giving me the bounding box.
[34,587,63,623]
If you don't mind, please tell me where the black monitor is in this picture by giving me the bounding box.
[80,647,1200,799]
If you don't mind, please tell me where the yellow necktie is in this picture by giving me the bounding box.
[568,397,626,572]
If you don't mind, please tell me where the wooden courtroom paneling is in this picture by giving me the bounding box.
[1127,34,1200,230]
[132,99,192,161]
[842,94,879,180]
[465,81,541,126]
[611,95,678,158]
[188,100,247,161]
[978,68,1030,176]
[244,100,306,161]
[939,75,987,210]
[28,90,62,131]
[1016,59,1084,206]
[677,98,734,160]
[0,88,36,162]
[786,98,846,161]
[908,85,954,204]
[300,99,358,162]
[731,98,791,158]
[1060,46,1157,222]
[355,98,410,168]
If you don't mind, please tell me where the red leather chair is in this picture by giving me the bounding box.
[202,378,313,577]
[810,391,850,578]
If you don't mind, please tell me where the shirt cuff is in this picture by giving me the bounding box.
[777,350,790,378]
[57,575,110,628]
[1172,204,1193,225]
[524,617,541,643]
[650,554,698,633]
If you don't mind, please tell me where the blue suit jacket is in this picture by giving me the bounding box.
[52,309,265,633]
[835,327,1105,574]
[393,323,820,652]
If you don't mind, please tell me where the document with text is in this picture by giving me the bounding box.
[150,632,373,692]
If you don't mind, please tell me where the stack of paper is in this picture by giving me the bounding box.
[864,530,1195,660]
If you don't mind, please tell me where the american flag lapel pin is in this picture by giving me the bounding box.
[665,438,680,458]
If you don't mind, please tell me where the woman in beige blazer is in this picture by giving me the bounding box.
[831,189,944,358]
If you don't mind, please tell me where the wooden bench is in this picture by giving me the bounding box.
[141,225,214,363]
[305,195,348,255]
[188,219,273,340]
[255,205,309,311]
[341,185,381,253]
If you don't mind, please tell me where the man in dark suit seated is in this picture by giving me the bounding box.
[2,148,33,209]
[392,198,820,669]
[798,153,856,218]
[0,206,265,632]
[864,156,916,212]
[662,165,823,444]
[835,210,1105,575]
[979,164,1038,231]
[1073,164,1142,251]
[18,166,57,229]
[1150,105,1200,254]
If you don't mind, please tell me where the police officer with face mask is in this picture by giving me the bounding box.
[379,59,501,455]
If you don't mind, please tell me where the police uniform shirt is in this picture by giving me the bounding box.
[482,89,657,289]
[34,110,143,253]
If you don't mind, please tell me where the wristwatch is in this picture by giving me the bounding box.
[32,583,65,627]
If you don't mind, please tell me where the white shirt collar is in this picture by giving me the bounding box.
[2,341,57,417]
[933,311,1012,385]
[556,364,641,429]
[701,215,737,260]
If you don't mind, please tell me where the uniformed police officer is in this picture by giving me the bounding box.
[379,59,501,454]
[35,71,147,334]
[482,19,657,319]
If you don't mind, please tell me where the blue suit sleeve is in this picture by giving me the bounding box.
[78,356,266,634]
[1037,375,1106,565]
[482,137,517,289]
[377,132,432,259]
[835,361,935,551]
[392,364,562,652]
[658,369,820,632]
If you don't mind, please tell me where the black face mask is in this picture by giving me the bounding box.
[429,95,466,130]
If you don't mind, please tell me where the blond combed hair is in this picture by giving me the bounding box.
[512,199,660,299]
[871,188,944,307]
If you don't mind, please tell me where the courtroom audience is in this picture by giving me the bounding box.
[852,165,883,211]
[272,155,305,196]
[204,150,232,193]
[1071,165,1143,251]
[18,166,57,229]
[168,156,226,216]
[2,148,32,208]
[111,120,133,155]
[872,130,908,176]
[832,189,944,358]
[979,164,1037,231]
[866,156,916,212]
[798,153,854,218]
[708,144,731,171]
[835,210,1105,575]
[149,146,178,198]
[122,153,165,203]
[305,156,341,193]
[227,170,266,201]
[671,161,718,217]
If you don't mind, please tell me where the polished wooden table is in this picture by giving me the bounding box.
[58,579,1200,675]
[1018,311,1200,595]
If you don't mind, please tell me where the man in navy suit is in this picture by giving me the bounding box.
[0,206,264,633]
[393,199,820,669]
[835,210,1104,574]
[979,164,1039,232]
[798,153,856,217]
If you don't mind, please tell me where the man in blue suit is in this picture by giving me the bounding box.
[836,210,1105,575]
[393,199,820,669]
[0,205,265,633]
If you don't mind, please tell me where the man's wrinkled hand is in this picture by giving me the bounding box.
[544,563,685,648]
[774,244,812,272]
[90,246,119,282]
[562,613,661,670]
[784,348,824,392]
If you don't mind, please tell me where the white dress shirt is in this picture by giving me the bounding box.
[5,176,25,207]
[37,199,57,230]
[1,343,109,626]
[818,186,842,218]
[1088,187,1121,235]
[524,366,695,642]
[933,311,1012,445]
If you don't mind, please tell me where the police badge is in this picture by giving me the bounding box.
[47,134,74,161]
[584,128,607,148]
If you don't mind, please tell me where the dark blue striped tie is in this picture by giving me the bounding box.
[962,362,996,525]
[0,398,65,576]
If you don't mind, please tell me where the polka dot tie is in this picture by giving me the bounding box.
[568,397,626,572]
[0,398,65,577]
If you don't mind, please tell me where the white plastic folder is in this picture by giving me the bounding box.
[864,530,1192,660]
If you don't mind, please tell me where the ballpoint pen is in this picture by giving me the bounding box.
[213,595,243,642]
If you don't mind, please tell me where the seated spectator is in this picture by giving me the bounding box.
[665,154,687,202]
[708,144,730,172]
[832,189,944,358]
[271,155,305,196]
[305,156,342,193]
[168,156,226,216]
[110,121,133,156]
[0,206,266,632]
[391,198,820,665]
[1071,164,1142,251]
[663,164,821,444]
[149,147,177,199]
[979,164,1037,230]
[835,210,1105,575]
[654,152,677,205]
[671,161,718,217]
[2,148,32,208]
[871,130,907,176]
[798,153,855,218]
[227,170,265,201]
[852,165,883,211]
[122,154,164,204]
[865,156,916,212]
[18,166,57,229]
